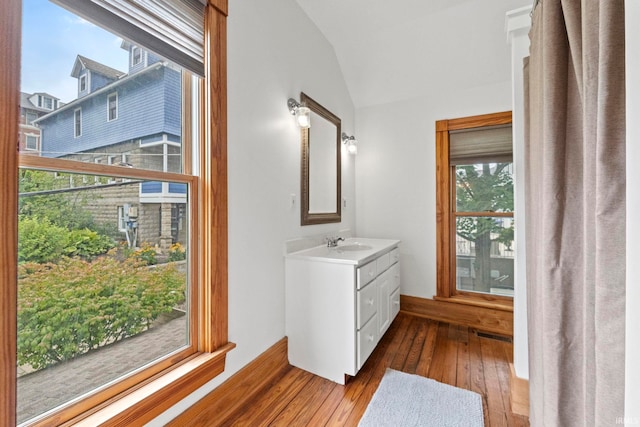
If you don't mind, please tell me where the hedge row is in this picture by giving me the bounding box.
[18,252,186,369]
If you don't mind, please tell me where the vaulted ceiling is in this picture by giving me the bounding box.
[294,0,531,108]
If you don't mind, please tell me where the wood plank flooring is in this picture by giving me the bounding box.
[219,313,529,426]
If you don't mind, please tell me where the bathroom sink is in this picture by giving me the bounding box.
[335,244,373,252]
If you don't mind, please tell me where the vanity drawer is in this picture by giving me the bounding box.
[376,252,390,273]
[389,247,400,265]
[357,260,377,289]
[357,314,378,369]
[357,280,378,329]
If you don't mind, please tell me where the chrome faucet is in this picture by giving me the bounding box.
[326,236,345,247]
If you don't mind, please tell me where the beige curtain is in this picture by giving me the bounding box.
[525,1,626,426]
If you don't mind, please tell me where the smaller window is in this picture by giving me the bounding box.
[25,111,37,125]
[74,108,82,137]
[108,93,118,121]
[43,97,53,110]
[132,46,142,65]
[79,74,87,92]
[25,135,39,151]
[117,206,127,232]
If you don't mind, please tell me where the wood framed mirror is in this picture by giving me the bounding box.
[300,92,341,225]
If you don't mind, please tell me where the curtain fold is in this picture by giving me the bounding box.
[525,1,626,426]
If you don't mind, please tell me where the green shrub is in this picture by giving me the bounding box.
[18,218,68,264]
[66,228,115,260]
[18,218,115,263]
[17,253,186,369]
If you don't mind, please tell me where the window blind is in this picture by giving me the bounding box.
[449,125,513,165]
[51,0,206,76]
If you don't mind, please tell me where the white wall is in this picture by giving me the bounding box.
[150,1,355,423]
[355,81,513,299]
[626,0,640,423]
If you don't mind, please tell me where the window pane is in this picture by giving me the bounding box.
[17,169,190,423]
[455,216,514,295]
[22,0,183,173]
[455,162,513,213]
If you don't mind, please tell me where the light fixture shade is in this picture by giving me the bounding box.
[346,140,358,154]
[296,106,311,128]
[342,132,358,155]
[287,98,311,129]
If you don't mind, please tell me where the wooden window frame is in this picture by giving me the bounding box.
[435,111,514,310]
[0,1,231,426]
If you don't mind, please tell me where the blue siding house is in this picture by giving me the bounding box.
[35,43,187,249]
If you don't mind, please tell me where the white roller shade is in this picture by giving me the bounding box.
[450,125,513,165]
[52,0,206,76]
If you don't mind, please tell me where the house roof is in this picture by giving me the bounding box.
[20,91,62,113]
[35,62,165,123]
[71,55,126,80]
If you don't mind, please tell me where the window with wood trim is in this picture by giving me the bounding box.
[1,0,230,426]
[436,111,514,304]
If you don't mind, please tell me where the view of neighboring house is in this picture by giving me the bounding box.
[19,91,61,155]
[34,42,187,250]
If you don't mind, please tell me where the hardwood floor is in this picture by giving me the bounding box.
[218,313,529,426]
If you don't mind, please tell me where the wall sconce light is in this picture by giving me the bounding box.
[287,98,311,128]
[342,132,358,155]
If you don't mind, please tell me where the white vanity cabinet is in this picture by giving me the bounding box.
[285,239,400,384]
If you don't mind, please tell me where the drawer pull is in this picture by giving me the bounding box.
[367,298,374,306]
[368,270,375,277]
[393,300,400,305]
[368,334,374,342]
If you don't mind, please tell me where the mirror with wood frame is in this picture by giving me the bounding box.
[300,92,341,225]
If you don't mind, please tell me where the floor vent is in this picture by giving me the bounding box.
[475,331,512,343]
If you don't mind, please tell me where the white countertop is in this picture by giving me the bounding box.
[285,238,400,266]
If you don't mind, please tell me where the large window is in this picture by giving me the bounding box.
[436,112,514,303]
[2,0,230,425]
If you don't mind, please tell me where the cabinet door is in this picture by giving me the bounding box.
[390,287,401,319]
[377,269,391,335]
[358,314,378,369]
